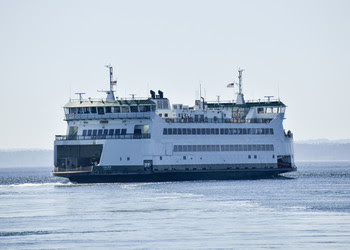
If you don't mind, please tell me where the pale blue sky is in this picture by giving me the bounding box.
[1,0,349,149]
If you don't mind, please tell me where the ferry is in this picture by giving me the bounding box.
[53,66,296,183]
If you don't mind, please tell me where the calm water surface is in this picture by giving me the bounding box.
[1,162,350,249]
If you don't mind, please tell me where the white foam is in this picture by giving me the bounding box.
[1,182,72,188]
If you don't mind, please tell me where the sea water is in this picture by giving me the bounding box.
[0,162,350,249]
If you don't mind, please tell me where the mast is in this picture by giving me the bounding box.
[236,68,245,105]
[104,65,116,101]
[238,68,244,95]
[109,65,113,91]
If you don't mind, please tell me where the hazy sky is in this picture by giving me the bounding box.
[1,0,349,149]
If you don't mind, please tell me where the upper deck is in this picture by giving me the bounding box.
[63,98,156,121]
[63,97,285,124]
[61,66,287,124]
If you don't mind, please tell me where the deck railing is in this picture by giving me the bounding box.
[165,117,272,124]
[55,133,151,141]
[65,112,152,121]
[53,166,93,173]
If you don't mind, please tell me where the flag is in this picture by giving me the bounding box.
[227,82,235,88]
[111,80,117,86]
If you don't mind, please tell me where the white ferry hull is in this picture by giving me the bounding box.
[53,166,296,183]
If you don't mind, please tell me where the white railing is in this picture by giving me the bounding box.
[55,133,151,141]
[65,112,152,120]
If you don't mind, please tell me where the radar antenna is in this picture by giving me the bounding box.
[75,92,85,103]
[129,94,136,100]
[264,95,274,103]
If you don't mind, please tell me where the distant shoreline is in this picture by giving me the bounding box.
[1,143,350,168]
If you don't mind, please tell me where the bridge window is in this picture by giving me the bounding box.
[121,106,129,113]
[121,129,127,135]
[98,129,103,136]
[69,108,77,114]
[83,107,90,114]
[87,130,92,136]
[109,129,114,136]
[130,106,138,112]
[90,107,97,113]
[115,129,120,135]
[103,129,108,135]
[105,107,112,113]
[139,105,151,112]
[82,130,87,136]
[97,107,104,115]
[92,130,97,136]
[113,106,120,113]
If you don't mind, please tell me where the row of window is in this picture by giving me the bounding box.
[82,128,127,136]
[173,144,274,152]
[68,105,155,115]
[164,127,274,135]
